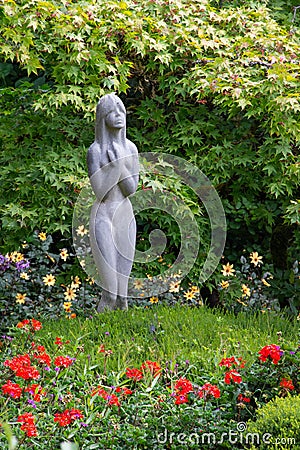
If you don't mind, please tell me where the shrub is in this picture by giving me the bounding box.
[247,395,300,450]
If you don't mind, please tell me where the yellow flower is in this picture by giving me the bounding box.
[16,293,26,304]
[261,278,271,287]
[20,272,29,280]
[221,280,229,289]
[76,225,88,237]
[169,281,181,293]
[16,253,25,262]
[146,274,153,281]
[43,274,56,286]
[63,301,72,311]
[38,232,47,241]
[60,249,69,261]
[64,288,76,301]
[150,296,159,304]
[157,256,163,263]
[241,284,251,297]
[133,279,144,290]
[71,276,81,290]
[9,252,23,262]
[221,263,235,276]
[173,271,182,278]
[250,252,263,266]
[190,285,200,294]
[86,277,95,285]
[184,290,195,300]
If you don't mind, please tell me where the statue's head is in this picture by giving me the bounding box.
[95,93,126,142]
[96,93,125,121]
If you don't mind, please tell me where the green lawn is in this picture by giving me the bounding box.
[38,305,299,376]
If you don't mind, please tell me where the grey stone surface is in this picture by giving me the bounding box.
[87,94,139,311]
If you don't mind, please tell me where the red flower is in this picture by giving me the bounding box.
[31,319,42,331]
[54,356,74,368]
[54,337,70,346]
[91,386,120,406]
[219,356,246,369]
[280,378,294,390]
[25,384,46,402]
[17,319,42,332]
[115,386,133,395]
[172,378,193,405]
[18,412,37,437]
[126,368,143,381]
[4,354,40,380]
[33,352,51,367]
[259,344,282,365]
[54,409,83,427]
[2,380,22,399]
[237,394,251,403]
[140,360,161,377]
[106,393,120,406]
[17,319,30,328]
[224,370,242,385]
[238,357,246,368]
[175,394,189,405]
[198,383,221,399]
[98,344,106,353]
[174,378,193,395]
[219,356,236,368]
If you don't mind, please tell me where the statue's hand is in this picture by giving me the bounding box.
[108,143,123,162]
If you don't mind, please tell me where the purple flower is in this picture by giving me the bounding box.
[28,399,36,408]
[1,335,13,341]
[290,351,296,355]
[16,259,30,271]
[0,254,10,272]
[105,332,110,335]
[80,422,88,427]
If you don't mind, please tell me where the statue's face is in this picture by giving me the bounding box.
[105,101,126,129]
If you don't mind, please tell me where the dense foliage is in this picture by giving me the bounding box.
[247,395,300,449]
[0,0,299,303]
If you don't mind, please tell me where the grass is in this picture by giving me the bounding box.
[37,305,299,376]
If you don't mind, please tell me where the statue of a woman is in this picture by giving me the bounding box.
[87,94,139,312]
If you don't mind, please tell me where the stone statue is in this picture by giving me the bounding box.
[87,93,139,312]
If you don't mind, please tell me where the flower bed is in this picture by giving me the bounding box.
[1,318,299,449]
